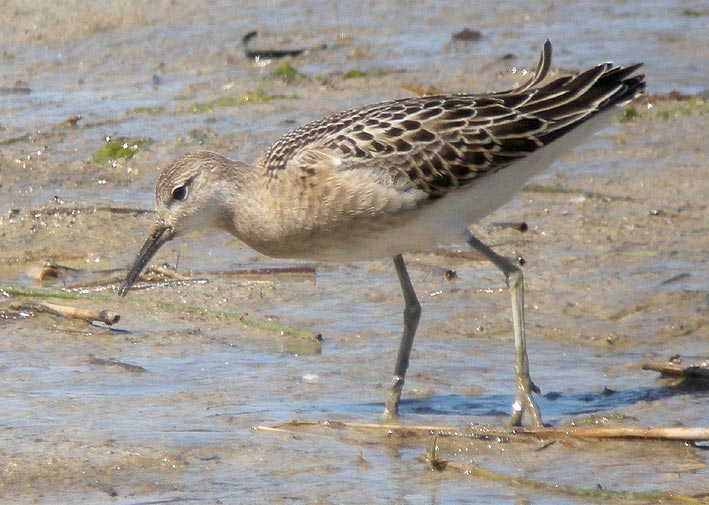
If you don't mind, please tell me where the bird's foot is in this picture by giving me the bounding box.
[382,375,404,420]
[508,374,543,427]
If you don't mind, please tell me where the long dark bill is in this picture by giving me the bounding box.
[118,225,175,297]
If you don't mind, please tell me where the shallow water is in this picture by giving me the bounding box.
[1,1,708,503]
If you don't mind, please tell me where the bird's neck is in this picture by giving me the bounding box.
[218,162,285,256]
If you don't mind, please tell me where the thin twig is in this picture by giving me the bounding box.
[0,284,113,302]
[354,421,709,441]
[18,205,153,217]
[63,264,316,293]
[257,420,709,442]
[191,265,317,278]
[118,278,210,292]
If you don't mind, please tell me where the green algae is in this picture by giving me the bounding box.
[92,137,153,164]
[187,90,293,113]
[131,105,165,115]
[342,69,368,79]
[272,61,306,81]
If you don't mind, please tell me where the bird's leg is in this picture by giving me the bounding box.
[383,254,421,419]
[466,234,543,427]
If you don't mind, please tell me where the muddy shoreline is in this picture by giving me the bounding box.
[1,1,707,503]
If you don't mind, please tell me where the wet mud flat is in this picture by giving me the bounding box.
[1,1,708,503]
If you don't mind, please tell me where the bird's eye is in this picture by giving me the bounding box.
[171,185,188,201]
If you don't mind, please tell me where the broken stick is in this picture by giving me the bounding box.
[12,301,120,325]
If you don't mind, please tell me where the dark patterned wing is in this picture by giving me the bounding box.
[263,42,645,199]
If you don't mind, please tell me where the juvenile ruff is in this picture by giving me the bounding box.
[119,41,645,426]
